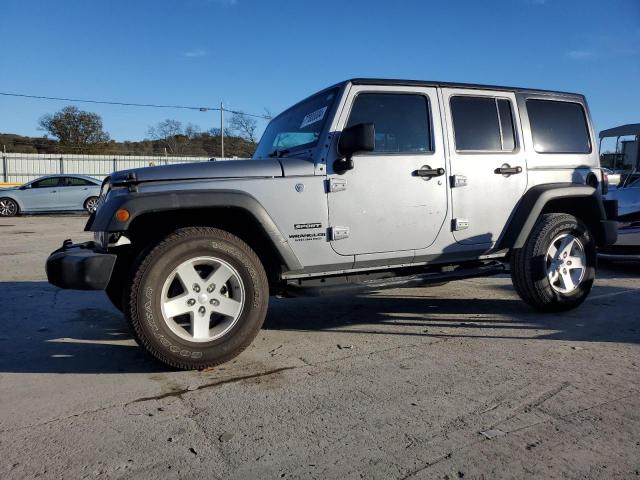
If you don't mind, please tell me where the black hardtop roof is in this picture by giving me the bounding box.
[343,78,583,97]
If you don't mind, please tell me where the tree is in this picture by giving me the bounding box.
[38,106,110,152]
[229,111,258,143]
[184,122,201,140]
[147,119,184,154]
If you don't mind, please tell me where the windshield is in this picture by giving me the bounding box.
[253,87,339,158]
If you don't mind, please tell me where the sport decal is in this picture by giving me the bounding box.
[294,223,322,230]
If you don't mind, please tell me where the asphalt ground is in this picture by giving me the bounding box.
[1,215,639,479]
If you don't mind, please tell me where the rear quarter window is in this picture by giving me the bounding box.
[526,99,591,154]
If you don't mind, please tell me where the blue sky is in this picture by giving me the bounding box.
[0,0,638,142]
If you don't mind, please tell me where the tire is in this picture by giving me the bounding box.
[108,274,143,346]
[128,227,269,370]
[106,252,143,345]
[106,279,125,312]
[511,213,596,312]
[0,198,19,217]
[84,196,99,213]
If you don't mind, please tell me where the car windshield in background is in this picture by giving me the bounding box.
[253,88,339,158]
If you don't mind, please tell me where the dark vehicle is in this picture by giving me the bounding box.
[599,124,640,260]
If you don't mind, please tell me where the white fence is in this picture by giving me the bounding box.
[0,152,233,183]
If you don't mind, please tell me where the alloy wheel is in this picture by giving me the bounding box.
[545,233,587,294]
[160,256,245,342]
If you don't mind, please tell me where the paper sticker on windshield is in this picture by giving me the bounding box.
[300,106,328,129]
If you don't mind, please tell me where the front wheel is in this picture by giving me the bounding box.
[128,227,269,369]
[0,198,19,217]
[511,213,596,312]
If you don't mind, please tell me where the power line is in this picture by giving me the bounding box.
[0,92,272,119]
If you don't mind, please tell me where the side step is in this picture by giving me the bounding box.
[598,252,640,261]
[283,262,506,297]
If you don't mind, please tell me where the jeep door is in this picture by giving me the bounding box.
[327,85,448,256]
[441,88,527,245]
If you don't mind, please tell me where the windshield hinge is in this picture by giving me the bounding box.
[327,178,347,193]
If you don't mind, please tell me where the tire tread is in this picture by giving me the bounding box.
[129,226,268,370]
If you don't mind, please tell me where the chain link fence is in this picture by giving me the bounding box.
[0,152,240,184]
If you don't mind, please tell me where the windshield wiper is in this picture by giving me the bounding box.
[268,149,290,158]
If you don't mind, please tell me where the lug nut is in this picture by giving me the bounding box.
[193,284,200,293]
[567,261,572,266]
[207,284,216,293]
[187,299,196,306]
[210,299,220,307]
[563,268,567,274]
[198,306,206,315]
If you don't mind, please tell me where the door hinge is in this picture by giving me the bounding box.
[450,174,468,188]
[452,218,469,231]
[327,177,347,193]
[330,226,350,240]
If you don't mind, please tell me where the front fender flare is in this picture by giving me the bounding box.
[88,189,303,271]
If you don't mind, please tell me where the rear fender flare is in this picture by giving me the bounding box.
[496,183,611,250]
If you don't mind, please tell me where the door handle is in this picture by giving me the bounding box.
[51,190,57,193]
[494,164,522,176]
[413,165,445,178]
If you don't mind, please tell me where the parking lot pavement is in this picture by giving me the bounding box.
[1,216,639,479]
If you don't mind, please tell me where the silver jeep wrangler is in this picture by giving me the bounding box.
[46,78,618,369]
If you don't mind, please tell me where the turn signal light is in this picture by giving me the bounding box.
[115,209,130,222]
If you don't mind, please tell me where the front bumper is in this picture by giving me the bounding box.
[46,240,116,290]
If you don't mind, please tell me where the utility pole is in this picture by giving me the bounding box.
[220,101,224,158]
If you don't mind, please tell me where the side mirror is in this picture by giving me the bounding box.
[334,123,375,174]
[19,184,29,190]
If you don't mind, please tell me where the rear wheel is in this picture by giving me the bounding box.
[0,198,18,217]
[84,196,99,213]
[128,227,269,369]
[511,213,596,312]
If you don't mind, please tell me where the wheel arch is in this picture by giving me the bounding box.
[92,190,302,290]
[83,195,98,207]
[0,194,21,214]
[497,183,614,250]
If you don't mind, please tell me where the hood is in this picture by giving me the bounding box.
[110,157,315,185]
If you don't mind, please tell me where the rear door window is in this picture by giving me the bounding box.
[346,93,432,153]
[62,177,93,187]
[526,99,591,154]
[450,96,517,152]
